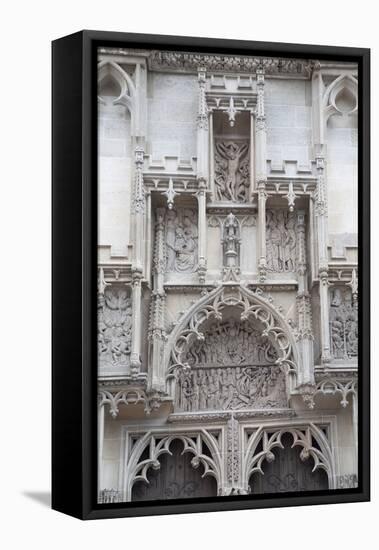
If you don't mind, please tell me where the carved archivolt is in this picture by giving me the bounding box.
[123,430,223,500]
[167,285,298,380]
[243,424,335,490]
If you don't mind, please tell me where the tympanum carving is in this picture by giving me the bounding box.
[176,364,287,412]
[182,319,278,367]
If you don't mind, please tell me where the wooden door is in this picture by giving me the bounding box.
[249,433,329,494]
[132,439,217,501]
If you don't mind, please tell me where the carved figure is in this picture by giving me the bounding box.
[266,210,297,273]
[176,363,287,412]
[164,209,198,273]
[183,319,278,368]
[214,140,249,202]
[223,213,240,268]
[97,287,132,367]
[329,287,358,360]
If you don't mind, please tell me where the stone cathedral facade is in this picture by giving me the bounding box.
[97,48,358,503]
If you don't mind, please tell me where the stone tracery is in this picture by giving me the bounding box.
[96,48,359,502]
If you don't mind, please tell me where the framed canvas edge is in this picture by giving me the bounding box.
[52,30,370,521]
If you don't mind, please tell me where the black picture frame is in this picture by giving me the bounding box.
[52,30,370,520]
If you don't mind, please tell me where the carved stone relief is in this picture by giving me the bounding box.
[164,208,198,273]
[329,287,358,360]
[175,318,286,411]
[266,210,297,273]
[182,319,278,367]
[214,140,249,202]
[176,364,287,412]
[98,287,132,368]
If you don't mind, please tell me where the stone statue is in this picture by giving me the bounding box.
[164,208,198,273]
[266,210,297,273]
[222,213,240,270]
[214,140,249,202]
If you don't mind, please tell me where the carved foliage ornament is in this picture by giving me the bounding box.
[99,389,161,418]
[148,51,315,76]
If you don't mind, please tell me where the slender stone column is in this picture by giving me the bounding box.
[148,208,166,392]
[98,398,105,491]
[315,156,331,364]
[249,110,255,198]
[132,146,145,273]
[352,391,358,473]
[257,185,267,282]
[255,68,268,282]
[255,68,267,187]
[296,211,315,389]
[130,269,143,376]
[197,178,207,283]
[209,110,215,199]
[196,69,209,181]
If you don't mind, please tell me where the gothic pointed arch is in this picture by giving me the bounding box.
[97,59,135,116]
[243,423,335,492]
[165,284,301,404]
[124,429,223,501]
[323,73,358,123]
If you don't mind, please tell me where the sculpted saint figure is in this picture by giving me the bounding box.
[215,141,249,202]
[164,209,198,273]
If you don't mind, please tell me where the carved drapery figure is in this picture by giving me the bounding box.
[98,287,132,367]
[182,319,278,368]
[222,213,240,270]
[329,288,358,360]
[165,208,198,273]
[176,364,286,411]
[214,140,249,202]
[266,210,297,273]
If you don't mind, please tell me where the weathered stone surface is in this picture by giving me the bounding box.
[97,49,359,501]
